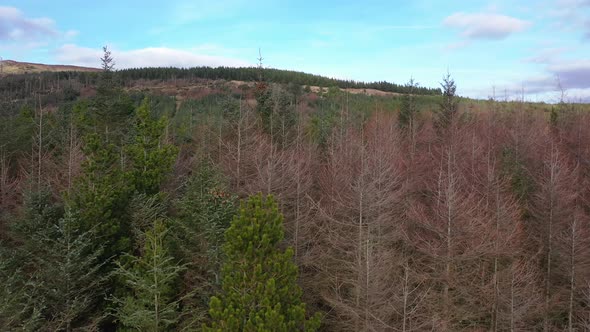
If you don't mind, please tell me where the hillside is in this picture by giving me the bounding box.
[0,59,441,95]
[3,56,590,331]
[0,59,100,75]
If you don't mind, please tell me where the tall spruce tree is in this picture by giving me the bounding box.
[0,244,44,331]
[398,78,420,131]
[110,218,185,331]
[68,132,133,257]
[173,161,238,329]
[90,46,134,141]
[1,189,62,330]
[436,72,458,130]
[2,191,106,331]
[126,98,178,196]
[255,82,274,132]
[204,194,322,332]
[30,210,108,331]
[174,161,237,282]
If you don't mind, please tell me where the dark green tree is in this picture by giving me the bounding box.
[172,161,237,329]
[436,72,458,130]
[10,189,64,248]
[1,105,35,157]
[89,46,134,141]
[398,78,419,131]
[550,106,558,127]
[255,83,297,143]
[68,132,132,257]
[100,46,115,72]
[2,191,106,331]
[30,210,108,331]
[174,161,237,282]
[4,189,63,330]
[0,244,44,331]
[204,194,322,332]
[126,98,178,196]
[272,85,298,145]
[255,81,274,132]
[110,218,185,331]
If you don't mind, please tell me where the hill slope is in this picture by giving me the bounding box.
[0,60,100,75]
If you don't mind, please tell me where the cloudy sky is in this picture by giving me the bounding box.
[1,0,589,102]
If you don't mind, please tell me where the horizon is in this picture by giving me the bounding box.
[1,0,589,102]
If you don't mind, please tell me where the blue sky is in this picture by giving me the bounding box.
[1,0,589,101]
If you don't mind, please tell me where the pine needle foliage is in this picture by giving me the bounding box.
[204,194,322,332]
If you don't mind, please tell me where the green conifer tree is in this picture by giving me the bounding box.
[436,72,459,130]
[0,244,44,331]
[127,98,178,196]
[91,46,134,139]
[398,78,419,131]
[1,189,62,330]
[68,132,133,257]
[2,191,106,331]
[173,162,237,329]
[204,194,322,332]
[111,218,185,331]
[255,82,274,132]
[32,210,108,331]
[175,162,237,279]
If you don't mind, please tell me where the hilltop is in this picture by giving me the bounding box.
[0,60,441,95]
[0,59,100,75]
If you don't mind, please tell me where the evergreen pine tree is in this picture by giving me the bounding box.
[100,45,115,72]
[550,106,558,127]
[172,161,237,329]
[2,191,106,331]
[255,82,274,132]
[111,218,185,331]
[398,78,419,130]
[436,72,458,130]
[68,132,133,257]
[10,189,64,246]
[32,210,108,331]
[90,46,134,141]
[204,194,322,332]
[2,189,62,330]
[126,98,178,196]
[0,244,44,331]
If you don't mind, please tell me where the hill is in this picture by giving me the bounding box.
[2,55,590,331]
[0,59,100,75]
[0,59,441,95]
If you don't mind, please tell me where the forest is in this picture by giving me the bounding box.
[0,63,440,117]
[2,49,590,331]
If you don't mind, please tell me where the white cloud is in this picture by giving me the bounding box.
[54,44,253,69]
[550,0,590,36]
[443,12,532,40]
[0,6,59,41]
[501,59,590,102]
[547,60,590,89]
[522,47,571,64]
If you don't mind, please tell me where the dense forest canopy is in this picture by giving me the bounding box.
[116,66,442,95]
[2,53,590,331]
[0,65,440,106]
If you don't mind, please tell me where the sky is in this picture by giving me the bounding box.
[1,0,589,102]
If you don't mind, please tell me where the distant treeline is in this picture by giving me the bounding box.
[0,67,441,100]
[117,66,442,95]
[0,65,440,116]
